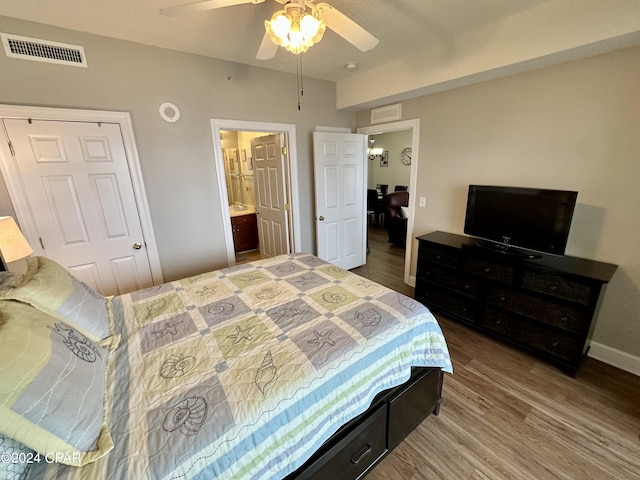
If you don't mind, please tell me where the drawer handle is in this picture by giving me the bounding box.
[484,267,491,273]
[549,285,558,291]
[351,444,372,465]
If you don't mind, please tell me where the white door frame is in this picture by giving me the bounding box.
[210,119,301,265]
[0,104,164,286]
[357,119,420,286]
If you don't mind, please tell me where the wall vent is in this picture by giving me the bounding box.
[371,103,402,124]
[1,33,87,67]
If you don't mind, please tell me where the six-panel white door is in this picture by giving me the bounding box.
[313,132,366,270]
[3,118,154,295]
[252,134,290,258]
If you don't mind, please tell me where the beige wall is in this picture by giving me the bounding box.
[357,46,640,367]
[0,16,354,281]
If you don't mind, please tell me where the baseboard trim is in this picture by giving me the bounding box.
[588,341,640,376]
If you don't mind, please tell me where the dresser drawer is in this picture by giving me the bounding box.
[416,283,478,323]
[294,403,387,480]
[419,244,460,269]
[487,286,587,335]
[521,271,594,305]
[418,264,481,298]
[464,258,514,284]
[483,309,579,362]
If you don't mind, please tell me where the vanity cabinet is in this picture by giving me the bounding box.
[231,213,258,252]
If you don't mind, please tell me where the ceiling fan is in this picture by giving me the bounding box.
[160,0,379,60]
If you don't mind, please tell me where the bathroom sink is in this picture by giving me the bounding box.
[229,205,255,217]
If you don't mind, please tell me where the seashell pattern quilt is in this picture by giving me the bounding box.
[25,254,451,480]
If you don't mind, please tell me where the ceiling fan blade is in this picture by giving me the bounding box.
[256,33,278,60]
[318,4,379,52]
[160,0,254,17]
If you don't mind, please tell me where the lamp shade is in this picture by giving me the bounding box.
[0,216,33,263]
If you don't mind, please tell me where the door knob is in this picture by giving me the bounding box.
[318,216,325,221]
[133,242,142,250]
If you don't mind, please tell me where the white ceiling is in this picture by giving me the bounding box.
[0,0,556,82]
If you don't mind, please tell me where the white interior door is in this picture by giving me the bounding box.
[2,118,154,295]
[313,132,366,270]
[252,134,289,258]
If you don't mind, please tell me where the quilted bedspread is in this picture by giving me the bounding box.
[26,254,451,480]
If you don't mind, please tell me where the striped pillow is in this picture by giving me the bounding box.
[0,256,110,341]
[0,300,116,466]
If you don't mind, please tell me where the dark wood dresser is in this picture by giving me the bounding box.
[415,231,618,375]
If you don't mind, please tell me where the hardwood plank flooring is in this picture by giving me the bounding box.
[235,248,261,264]
[351,224,413,297]
[350,225,640,480]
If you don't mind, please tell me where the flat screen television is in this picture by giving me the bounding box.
[464,185,578,257]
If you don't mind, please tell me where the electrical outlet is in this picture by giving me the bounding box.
[419,196,426,208]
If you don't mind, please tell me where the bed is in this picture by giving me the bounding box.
[0,253,452,480]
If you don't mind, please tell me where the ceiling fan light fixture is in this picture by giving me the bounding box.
[265,4,326,55]
[300,13,322,39]
[267,11,291,43]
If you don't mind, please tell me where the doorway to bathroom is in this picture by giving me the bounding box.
[212,119,301,266]
[221,130,288,264]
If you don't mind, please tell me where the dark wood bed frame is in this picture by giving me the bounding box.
[286,366,444,479]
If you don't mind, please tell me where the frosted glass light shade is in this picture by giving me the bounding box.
[0,216,33,264]
[265,7,326,54]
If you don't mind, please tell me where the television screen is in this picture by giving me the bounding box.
[464,185,578,256]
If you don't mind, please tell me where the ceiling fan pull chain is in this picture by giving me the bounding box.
[299,53,304,97]
[296,54,302,110]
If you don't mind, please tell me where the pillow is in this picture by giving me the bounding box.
[0,256,110,341]
[0,434,33,480]
[0,272,25,290]
[400,206,410,218]
[0,300,116,466]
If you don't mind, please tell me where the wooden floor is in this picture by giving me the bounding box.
[351,223,413,297]
[351,225,640,480]
[235,248,261,264]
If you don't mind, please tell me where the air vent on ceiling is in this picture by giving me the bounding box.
[1,33,87,67]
